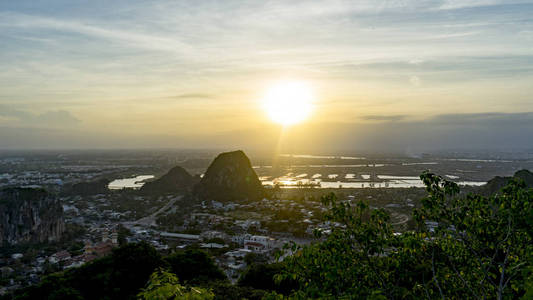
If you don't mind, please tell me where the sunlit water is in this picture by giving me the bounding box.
[108,175,154,190]
[279,154,366,160]
[261,174,486,189]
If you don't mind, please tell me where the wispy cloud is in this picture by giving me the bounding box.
[0,12,193,54]
[430,112,533,125]
[361,115,407,122]
[0,105,80,128]
[173,93,213,99]
[438,0,531,10]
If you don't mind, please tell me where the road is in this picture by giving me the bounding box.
[124,196,181,227]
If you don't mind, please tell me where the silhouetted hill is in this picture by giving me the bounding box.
[193,150,264,202]
[67,178,110,196]
[140,166,196,194]
[481,169,533,195]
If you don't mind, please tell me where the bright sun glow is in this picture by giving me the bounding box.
[263,81,315,126]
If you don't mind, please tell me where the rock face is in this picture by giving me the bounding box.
[140,166,196,194]
[193,150,264,202]
[0,188,64,246]
[482,169,533,195]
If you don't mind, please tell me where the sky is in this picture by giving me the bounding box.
[1,0,533,152]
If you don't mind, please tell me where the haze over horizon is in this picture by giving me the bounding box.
[1,0,533,152]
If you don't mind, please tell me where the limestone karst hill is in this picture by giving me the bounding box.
[193,150,264,202]
[0,188,64,246]
[140,166,197,195]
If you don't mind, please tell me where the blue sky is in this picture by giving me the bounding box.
[1,0,532,150]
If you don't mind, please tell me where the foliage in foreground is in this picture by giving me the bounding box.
[166,249,226,285]
[11,242,165,300]
[8,244,230,300]
[137,268,214,300]
[275,172,533,299]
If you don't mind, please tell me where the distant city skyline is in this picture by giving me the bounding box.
[1,0,533,151]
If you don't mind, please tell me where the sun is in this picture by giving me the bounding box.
[262,81,315,126]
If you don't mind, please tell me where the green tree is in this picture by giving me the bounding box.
[413,171,533,299]
[238,262,296,295]
[13,242,165,300]
[275,172,533,299]
[165,249,226,284]
[277,193,418,298]
[117,224,133,246]
[243,252,268,266]
[138,268,214,300]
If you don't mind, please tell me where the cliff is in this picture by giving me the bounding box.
[0,188,65,246]
[193,150,264,202]
[140,166,196,194]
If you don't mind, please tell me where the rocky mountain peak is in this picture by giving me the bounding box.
[140,166,196,194]
[193,150,264,202]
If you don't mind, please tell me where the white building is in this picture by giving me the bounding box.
[201,230,226,240]
[243,235,274,253]
[231,233,251,246]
